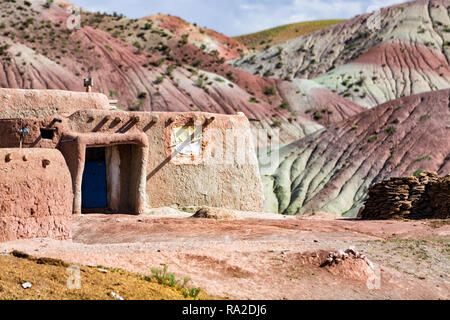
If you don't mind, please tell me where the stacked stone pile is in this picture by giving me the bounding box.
[428,175,450,218]
[358,172,449,220]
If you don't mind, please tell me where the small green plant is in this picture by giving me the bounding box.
[264,86,276,96]
[133,41,142,50]
[181,287,202,299]
[384,126,396,135]
[420,113,431,121]
[151,265,179,287]
[413,170,423,177]
[150,265,202,299]
[272,120,281,127]
[279,100,289,109]
[137,92,147,99]
[154,76,165,84]
[351,124,358,130]
[151,58,165,67]
[44,0,54,8]
[192,60,202,67]
[367,135,378,143]
[313,111,323,120]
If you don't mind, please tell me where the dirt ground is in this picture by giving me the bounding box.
[0,212,449,300]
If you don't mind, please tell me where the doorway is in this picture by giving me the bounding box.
[82,147,107,210]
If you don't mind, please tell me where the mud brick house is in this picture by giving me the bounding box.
[0,88,264,241]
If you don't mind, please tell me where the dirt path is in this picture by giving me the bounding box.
[1,214,449,299]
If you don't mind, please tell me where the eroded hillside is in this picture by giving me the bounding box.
[232,0,450,108]
[261,89,450,216]
[0,0,365,144]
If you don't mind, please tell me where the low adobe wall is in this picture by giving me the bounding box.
[0,149,73,242]
[0,88,111,119]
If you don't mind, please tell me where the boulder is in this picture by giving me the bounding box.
[192,207,237,220]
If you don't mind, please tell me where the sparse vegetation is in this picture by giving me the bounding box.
[150,265,201,299]
[264,86,276,96]
[384,126,396,135]
[279,100,289,109]
[420,113,432,121]
[414,155,432,162]
[413,169,423,177]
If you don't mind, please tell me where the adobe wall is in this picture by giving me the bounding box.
[0,149,73,242]
[0,99,266,213]
[66,110,265,212]
[0,88,111,119]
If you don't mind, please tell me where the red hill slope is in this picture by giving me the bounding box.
[261,89,450,216]
[0,0,363,144]
[144,14,249,60]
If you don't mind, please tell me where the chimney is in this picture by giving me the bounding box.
[83,77,94,93]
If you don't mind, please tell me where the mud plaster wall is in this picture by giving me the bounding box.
[0,88,111,119]
[0,104,265,213]
[0,149,73,242]
[67,110,265,212]
[106,146,121,212]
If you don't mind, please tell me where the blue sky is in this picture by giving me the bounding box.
[72,0,405,36]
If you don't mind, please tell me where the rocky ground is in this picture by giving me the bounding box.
[1,210,448,300]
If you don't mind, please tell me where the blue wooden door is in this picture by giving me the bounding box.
[82,159,107,208]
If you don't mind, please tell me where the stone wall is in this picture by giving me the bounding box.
[358,172,449,220]
[0,149,73,241]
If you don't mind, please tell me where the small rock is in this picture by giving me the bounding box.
[110,291,124,300]
[192,207,237,220]
[21,282,32,289]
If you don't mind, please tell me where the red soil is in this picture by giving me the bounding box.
[146,14,249,60]
[1,214,448,299]
[352,40,450,76]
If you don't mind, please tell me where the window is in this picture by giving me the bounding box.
[170,126,202,156]
[40,128,55,140]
